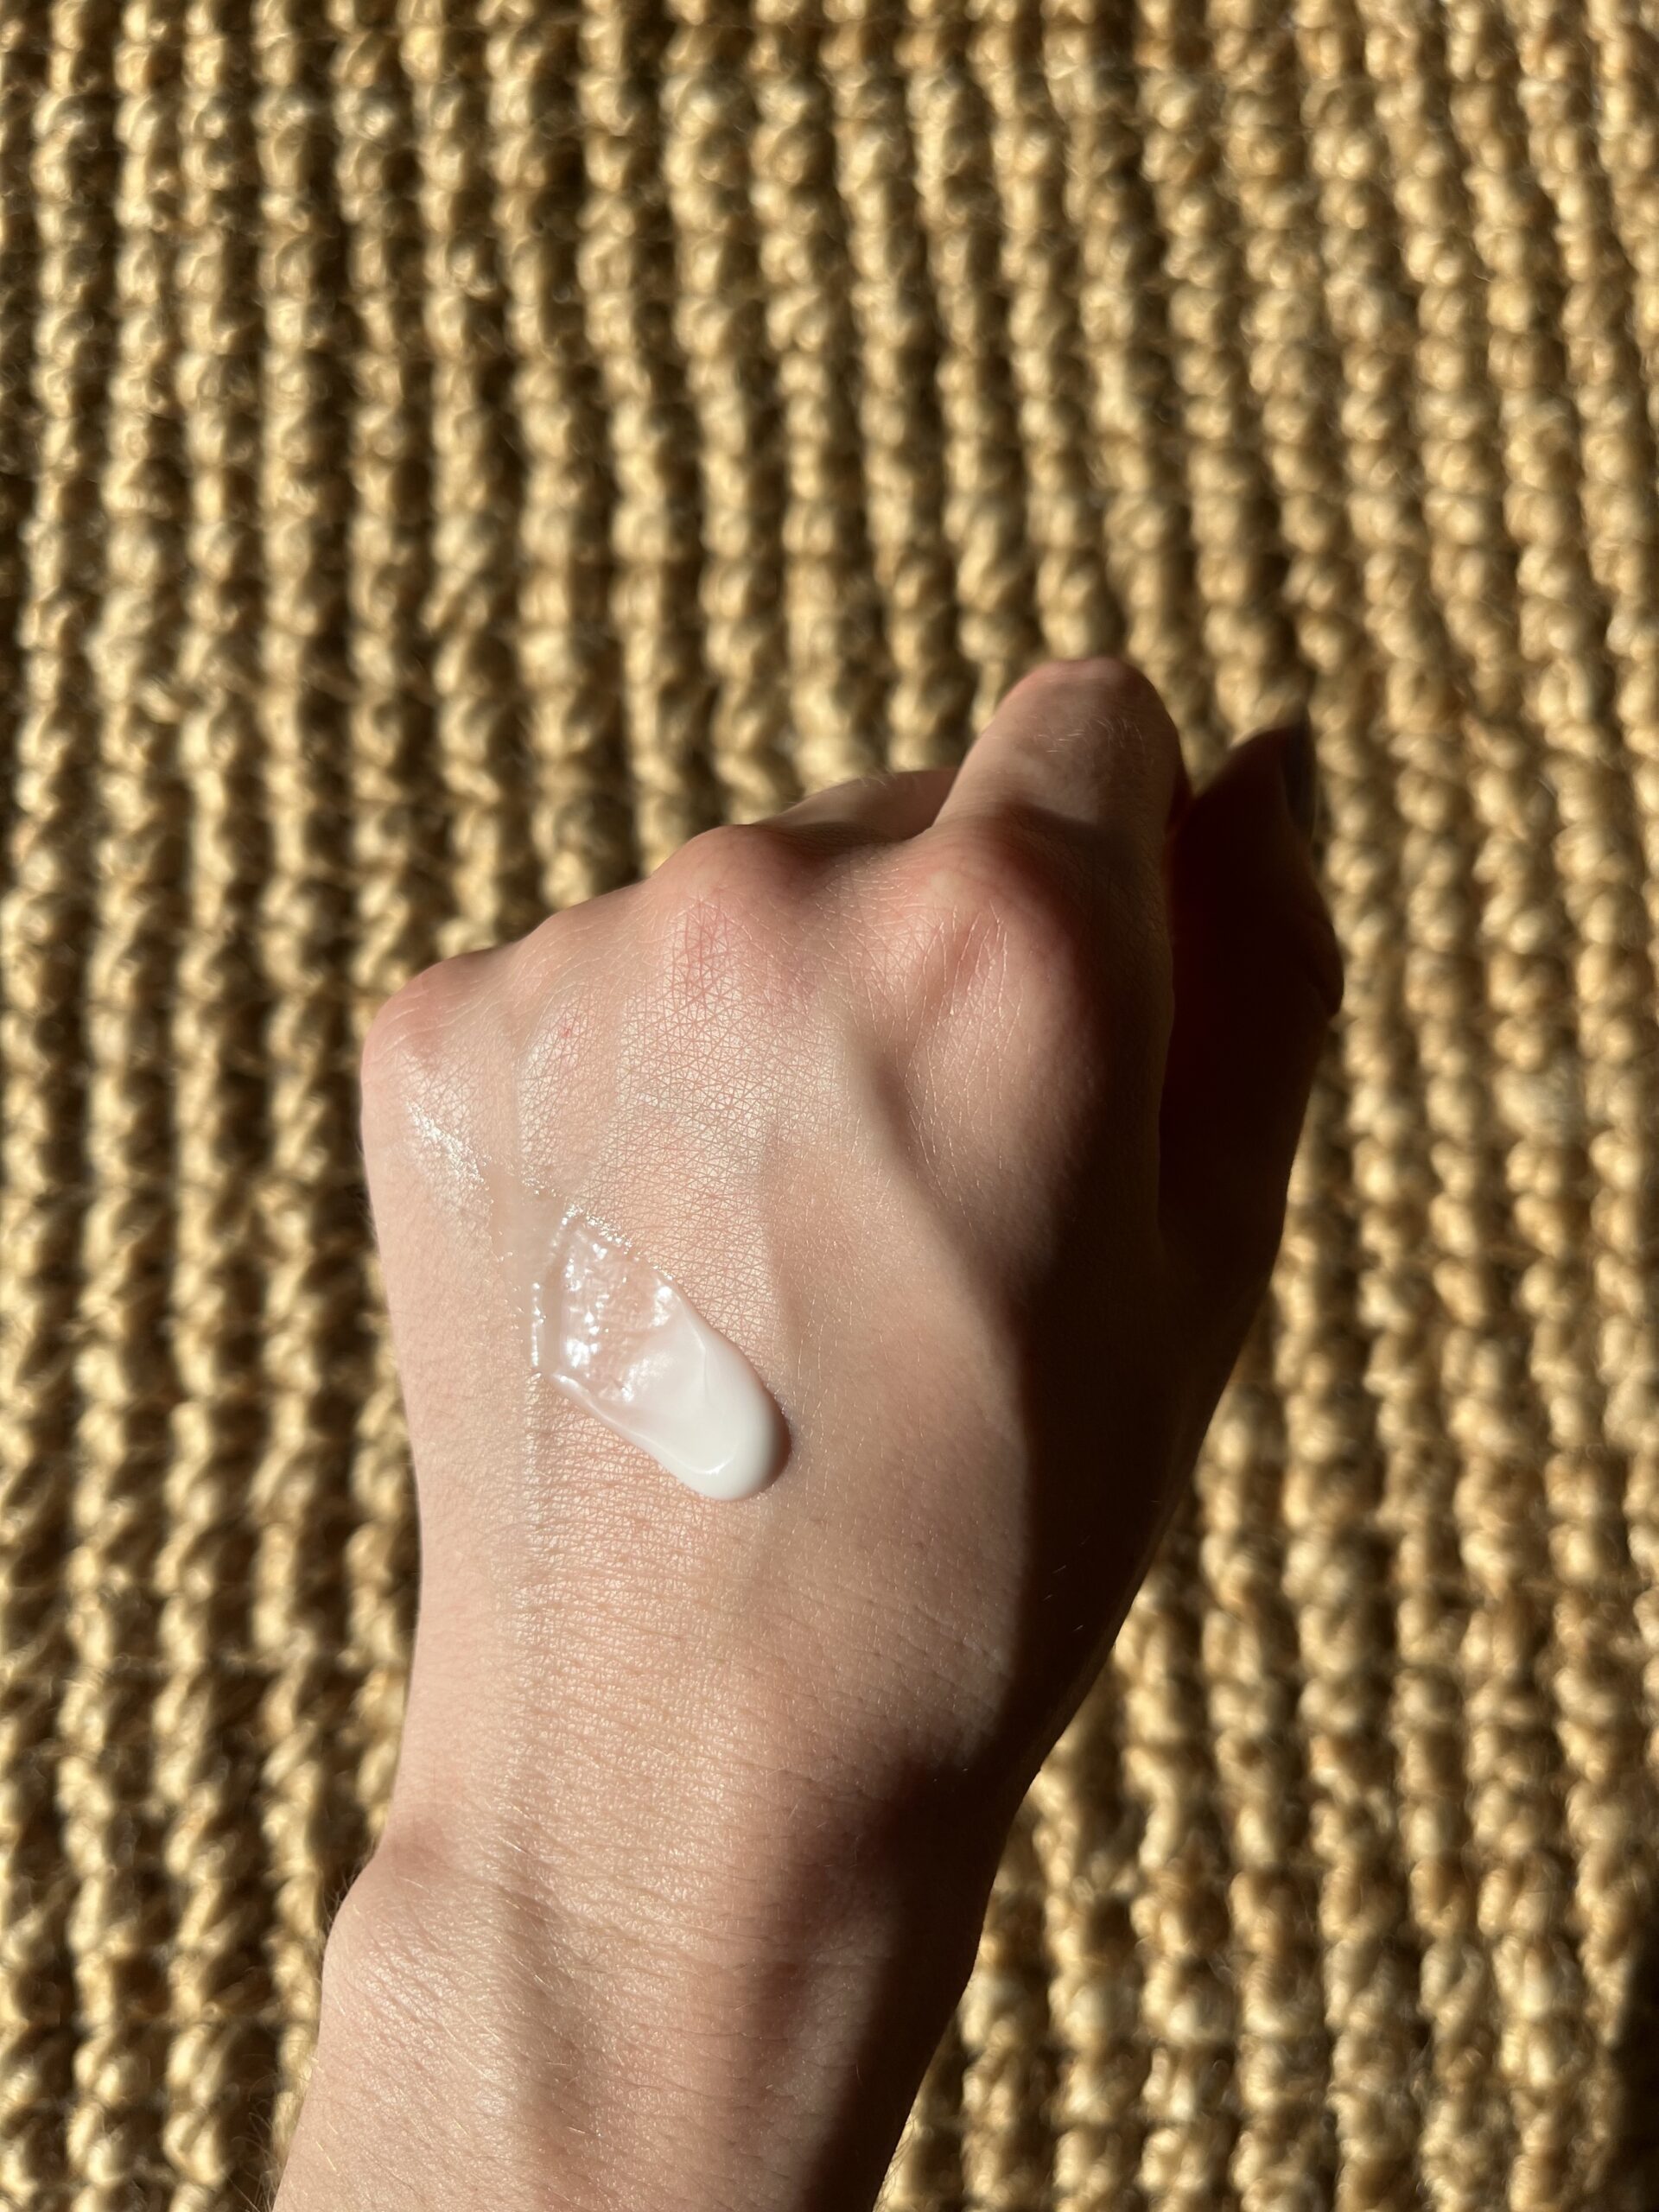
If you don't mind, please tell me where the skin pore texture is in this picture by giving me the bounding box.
[275,659,1340,2212]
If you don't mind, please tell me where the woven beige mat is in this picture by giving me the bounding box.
[3,0,1659,2205]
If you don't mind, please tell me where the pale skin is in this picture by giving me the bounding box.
[276,658,1342,2212]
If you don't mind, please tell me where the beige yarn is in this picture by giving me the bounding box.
[1,1,1657,2204]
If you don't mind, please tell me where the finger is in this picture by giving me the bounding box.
[770,766,958,848]
[934,657,1187,849]
[1158,720,1344,1312]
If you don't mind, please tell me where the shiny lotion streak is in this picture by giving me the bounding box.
[402,1098,785,1500]
[524,1205,785,1503]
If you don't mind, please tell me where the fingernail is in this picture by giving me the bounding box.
[1267,717,1318,841]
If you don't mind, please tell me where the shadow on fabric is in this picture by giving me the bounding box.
[1607,1906,1659,2210]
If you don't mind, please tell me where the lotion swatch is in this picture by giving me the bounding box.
[502,1190,785,1503]
[404,1094,786,1503]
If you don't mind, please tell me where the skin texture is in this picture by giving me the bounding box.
[275,658,1342,2212]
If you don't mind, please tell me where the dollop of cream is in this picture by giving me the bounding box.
[399,1092,786,1502]
[522,1204,785,1503]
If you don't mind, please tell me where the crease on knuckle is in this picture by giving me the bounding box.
[630,827,821,1052]
[900,815,1168,1051]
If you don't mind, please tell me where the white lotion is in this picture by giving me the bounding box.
[401,1093,786,1503]
[510,1198,786,1503]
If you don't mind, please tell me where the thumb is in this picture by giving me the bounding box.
[1157,721,1343,1312]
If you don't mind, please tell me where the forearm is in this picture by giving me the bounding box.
[276,1780,998,2212]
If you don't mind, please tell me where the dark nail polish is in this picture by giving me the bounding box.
[1270,717,1318,841]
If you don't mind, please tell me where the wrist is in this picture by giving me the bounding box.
[276,1771,998,2212]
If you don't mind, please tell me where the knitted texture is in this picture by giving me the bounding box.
[2,1,1658,2205]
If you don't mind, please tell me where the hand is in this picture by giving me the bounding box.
[276,658,1340,2212]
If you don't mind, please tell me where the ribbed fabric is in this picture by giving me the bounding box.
[2,3,1657,2204]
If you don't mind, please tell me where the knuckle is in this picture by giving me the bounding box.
[931,812,1088,955]
[646,820,816,1020]
[361,957,466,1094]
[652,818,815,917]
[896,814,1169,1051]
[889,823,1159,1079]
[494,903,588,1026]
[360,947,503,1123]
